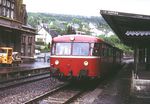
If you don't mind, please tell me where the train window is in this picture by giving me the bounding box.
[72,43,89,56]
[90,43,100,56]
[101,44,106,57]
[108,47,113,56]
[55,43,71,55]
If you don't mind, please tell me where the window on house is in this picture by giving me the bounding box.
[10,10,13,19]
[0,0,15,18]
[28,45,32,56]
[7,0,10,7]
[28,37,33,44]
[6,9,10,18]
[21,45,25,56]
[3,0,6,6]
[11,3,14,9]
[1,7,6,16]
[0,0,2,5]
[37,38,43,42]
[22,36,26,43]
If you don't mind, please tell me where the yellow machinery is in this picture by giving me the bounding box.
[0,47,13,65]
[0,47,22,66]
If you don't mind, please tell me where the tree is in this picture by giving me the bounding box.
[98,34,133,53]
[66,25,76,34]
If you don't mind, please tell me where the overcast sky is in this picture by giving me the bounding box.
[23,0,150,16]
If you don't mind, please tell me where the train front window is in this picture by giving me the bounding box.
[55,43,71,55]
[72,43,89,56]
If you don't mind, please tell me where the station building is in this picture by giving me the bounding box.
[0,0,36,59]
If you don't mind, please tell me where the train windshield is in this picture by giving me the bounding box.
[52,42,89,56]
[72,43,89,56]
[55,43,71,55]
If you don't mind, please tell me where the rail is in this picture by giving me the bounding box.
[24,83,69,104]
[23,82,97,104]
[0,72,50,90]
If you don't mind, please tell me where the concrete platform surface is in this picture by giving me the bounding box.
[0,61,50,74]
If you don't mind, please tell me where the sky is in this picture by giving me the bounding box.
[23,0,150,17]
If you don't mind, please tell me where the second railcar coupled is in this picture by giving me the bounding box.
[50,35,122,80]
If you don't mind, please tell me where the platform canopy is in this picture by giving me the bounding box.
[100,10,150,47]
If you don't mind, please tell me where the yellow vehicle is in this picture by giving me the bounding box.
[0,47,22,66]
[0,47,13,65]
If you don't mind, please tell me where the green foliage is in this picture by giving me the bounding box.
[27,12,106,29]
[72,18,81,24]
[98,34,133,53]
[66,26,76,34]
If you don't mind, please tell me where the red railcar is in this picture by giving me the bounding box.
[50,35,122,80]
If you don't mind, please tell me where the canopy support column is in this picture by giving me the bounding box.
[134,45,139,78]
[146,48,150,70]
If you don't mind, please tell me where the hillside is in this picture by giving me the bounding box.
[27,12,111,35]
[27,12,132,53]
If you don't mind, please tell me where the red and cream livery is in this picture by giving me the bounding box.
[50,35,122,80]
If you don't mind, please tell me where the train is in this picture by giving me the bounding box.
[50,35,123,80]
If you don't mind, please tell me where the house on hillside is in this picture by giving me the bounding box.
[36,25,59,50]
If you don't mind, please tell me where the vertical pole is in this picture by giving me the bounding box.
[44,34,47,62]
[146,48,150,70]
[134,45,139,78]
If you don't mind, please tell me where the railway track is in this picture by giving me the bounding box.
[0,72,50,90]
[24,82,92,104]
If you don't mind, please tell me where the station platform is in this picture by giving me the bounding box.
[130,63,150,99]
[135,64,150,79]
[0,61,50,74]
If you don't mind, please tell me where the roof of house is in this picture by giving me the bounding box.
[43,26,59,38]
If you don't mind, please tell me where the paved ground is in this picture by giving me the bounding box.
[20,61,50,69]
[93,63,150,104]
[0,60,50,74]
[92,64,131,104]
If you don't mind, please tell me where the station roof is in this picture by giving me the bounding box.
[100,10,150,47]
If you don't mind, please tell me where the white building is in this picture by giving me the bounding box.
[36,27,52,45]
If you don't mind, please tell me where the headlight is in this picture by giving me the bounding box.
[84,61,88,66]
[55,60,59,65]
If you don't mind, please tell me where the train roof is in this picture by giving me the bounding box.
[52,35,104,43]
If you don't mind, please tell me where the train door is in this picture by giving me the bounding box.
[91,43,101,76]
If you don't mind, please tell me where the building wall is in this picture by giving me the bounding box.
[0,0,36,58]
[37,28,52,44]
[21,34,35,56]
[0,28,22,51]
[0,0,15,19]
